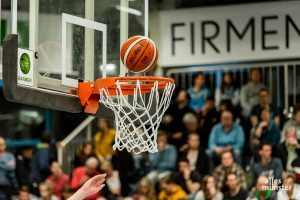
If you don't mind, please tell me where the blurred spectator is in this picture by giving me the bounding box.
[208,110,245,165]
[0,137,18,200]
[12,185,38,200]
[94,119,115,162]
[39,182,59,200]
[276,127,300,171]
[223,172,248,200]
[147,131,177,183]
[241,68,266,118]
[60,187,74,200]
[247,175,277,200]
[215,72,240,110]
[16,147,33,187]
[250,109,280,153]
[70,157,100,199]
[194,175,223,200]
[112,150,138,196]
[281,104,300,141]
[219,100,241,123]
[291,157,300,184]
[277,172,300,199]
[132,177,156,200]
[46,161,69,198]
[187,73,211,113]
[180,133,210,176]
[158,176,188,200]
[250,88,280,127]
[74,143,97,168]
[171,158,202,197]
[214,151,247,192]
[198,98,219,148]
[29,132,55,194]
[178,113,199,151]
[252,142,283,186]
[162,90,194,145]
[100,161,121,199]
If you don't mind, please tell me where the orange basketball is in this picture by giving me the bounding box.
[120,35,158,73]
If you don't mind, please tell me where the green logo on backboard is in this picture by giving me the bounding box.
[20,53,31,74]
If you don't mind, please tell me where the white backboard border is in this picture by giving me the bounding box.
[61,13,107,88]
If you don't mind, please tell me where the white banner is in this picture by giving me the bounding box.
[157,1,300,67]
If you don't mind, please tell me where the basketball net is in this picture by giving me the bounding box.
[99,80,175,154]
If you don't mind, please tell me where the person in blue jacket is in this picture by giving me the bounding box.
[187,73,211,113]
[208,110,245,166]
[147,131,177,183]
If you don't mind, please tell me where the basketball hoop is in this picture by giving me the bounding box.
[78,76,175,154]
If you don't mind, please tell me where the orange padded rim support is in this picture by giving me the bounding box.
[78,76,175,114]
[94,76,175,96]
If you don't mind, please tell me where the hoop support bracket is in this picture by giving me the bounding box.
[78,76,174,114]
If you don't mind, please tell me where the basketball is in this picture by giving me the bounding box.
[120,35,158,73]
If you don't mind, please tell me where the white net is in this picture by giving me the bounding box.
[99,80,175,154]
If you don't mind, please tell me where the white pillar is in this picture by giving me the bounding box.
[11,0,18,34]
[84,0,95,81]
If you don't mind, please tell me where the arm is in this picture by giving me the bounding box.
[215,88,221,110]
[5,154,16,171]
[208,127,218,152]
[272,124,281,147]
[68,174,106,200]
[157,146,177,170]
[38,151,50,173]
[149,153,160,169]
[232,126,245,151]
[274,159,283,181]
[240,86,251,116]
[201,151,211,175]
[232,89,240,106]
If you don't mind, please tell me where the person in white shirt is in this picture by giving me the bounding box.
[277,172,300,200]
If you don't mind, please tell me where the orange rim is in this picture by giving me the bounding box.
[94,76,175,96]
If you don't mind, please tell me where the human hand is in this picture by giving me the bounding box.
[224,146,232,151]
[111,188,121,196]
[162,115,173,124]
[69,174,106,200]
[259,121,268,128]
[288,137,299,147]
[173,132,183,139]
[215,147,223,155]
[179,144,189,152]
[209,187,217,196]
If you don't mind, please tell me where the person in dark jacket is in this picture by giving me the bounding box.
[180,133,210,175]
[15,147,33,187]
[250,108,280,158]
[171,158,202,198]
[252,142,283,187]
[223,172,248,200]
[276,127,300,171]
[29,132,55,194]
[161,90,194,148]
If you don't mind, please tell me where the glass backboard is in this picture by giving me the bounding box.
[2,0,147,92]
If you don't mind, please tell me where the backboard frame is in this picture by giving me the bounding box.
[61,13,107,88]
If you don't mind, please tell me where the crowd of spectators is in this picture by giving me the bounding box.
[1,68,300,200]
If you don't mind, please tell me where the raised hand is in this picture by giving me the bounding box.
[68,174,106,200]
